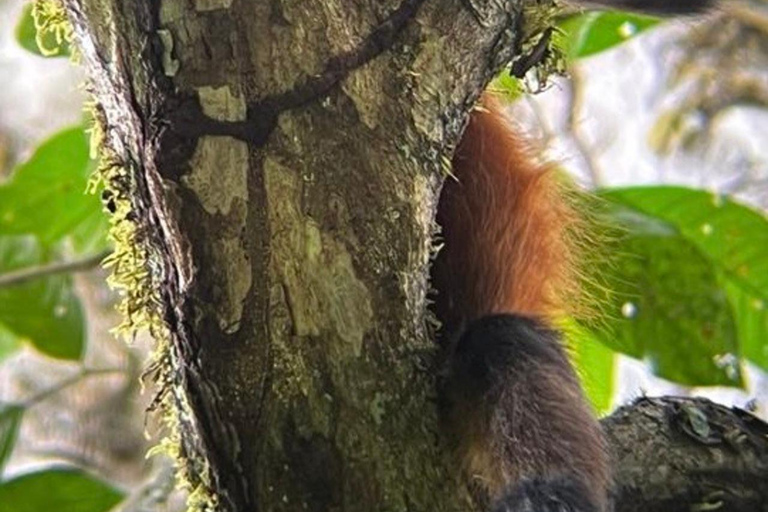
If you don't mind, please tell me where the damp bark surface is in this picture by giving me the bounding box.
[62,1,768,512]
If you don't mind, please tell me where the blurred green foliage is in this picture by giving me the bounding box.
[0,468,123,512]
[556,10,660,59]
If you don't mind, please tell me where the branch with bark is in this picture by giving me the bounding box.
[605,396,768,512]
[0,250,109,288]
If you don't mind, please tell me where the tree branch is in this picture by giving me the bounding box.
[0,250,111,288]
[604,396,768,512]
[21,367,125,407]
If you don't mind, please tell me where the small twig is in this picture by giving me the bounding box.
[0,250,111,288]
[566,67,609,188]
[21,367,125,407]
[523,95,558,150]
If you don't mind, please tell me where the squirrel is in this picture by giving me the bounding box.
[432,2,714,511]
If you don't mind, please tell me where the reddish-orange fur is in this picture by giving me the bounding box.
[434,93,580,333]
[434,93,610,511]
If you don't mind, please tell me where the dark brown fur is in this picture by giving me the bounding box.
[442,316,610,510]
[434,95,609,511]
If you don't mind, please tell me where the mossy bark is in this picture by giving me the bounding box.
[63,1,528,510]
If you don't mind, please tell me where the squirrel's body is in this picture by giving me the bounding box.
[434,3,713,510]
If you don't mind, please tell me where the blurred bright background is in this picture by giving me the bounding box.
[0,0,766,509]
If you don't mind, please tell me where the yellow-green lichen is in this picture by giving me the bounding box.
[209,235,252,333]
[182,133,252,333]
[84,102,161,341]
[409,36,449,143]
[51,0,217,502]
[194,0,233,12]
[341,57,390,130]
[146,394,219,512]
[183,136,249,215]
[157,29,180,77]
[85,99,217,512]
[522,0,566,62]
[489,0,568,96]
[32,0,75,58]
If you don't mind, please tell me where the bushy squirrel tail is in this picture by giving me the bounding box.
[433,4,713,510]
[432,94,610,511]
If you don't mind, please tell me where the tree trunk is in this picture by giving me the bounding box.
[62,1,768,512]
[64,1,525,510]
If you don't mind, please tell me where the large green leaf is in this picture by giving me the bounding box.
[567,322,615,416]
[0,323,20,363]
[0,403,24,474]
[604,186,768,373]
[0,236,84,360]
[14,4,70,58]
[590,205,740,386]
[557,10,660,59]
[724,280,768,371]
[0,468,123,512]
[0,127,100,247]
[603,187,768,301]
[70,192,111,255]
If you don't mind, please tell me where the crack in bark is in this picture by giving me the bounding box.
[511,27,553,78]
[170,0,427,146]
[459,0,492,27]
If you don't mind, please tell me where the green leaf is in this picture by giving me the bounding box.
[70,195,111,255]
[0,403,24,474]
[0,468,123,512]
[0,236,85,360]
[604,186,768,373]
[603,186,768,301]
[557,10,660,59]
[567,322,615,416]
[724,279,768,371]
[0,323,21,363]
[489,69,524,102]
[14,4,70,58]
[0,127,100,247]
[590,203,740,387]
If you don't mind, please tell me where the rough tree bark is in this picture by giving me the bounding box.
[605,397,768,512]
[65,1,521,510]
[62,1,768,512]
